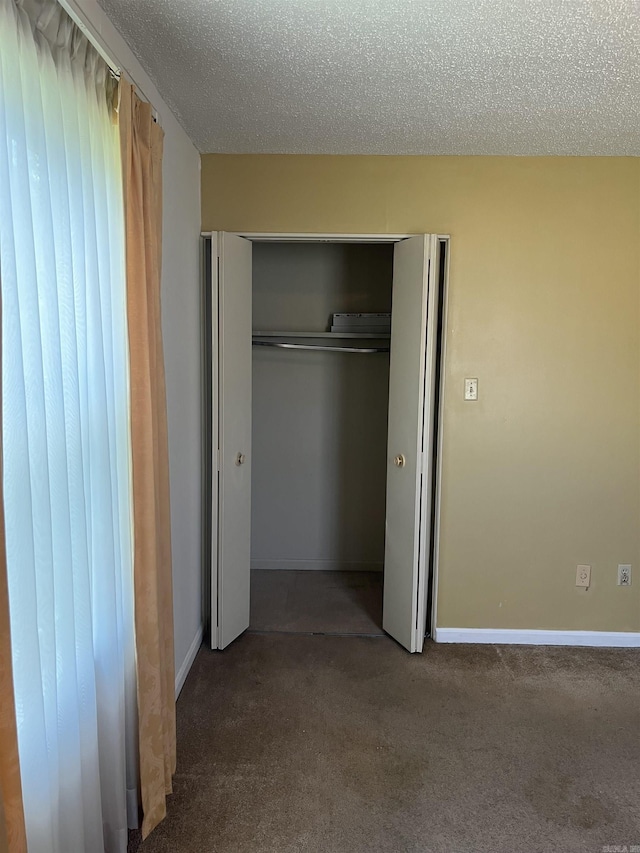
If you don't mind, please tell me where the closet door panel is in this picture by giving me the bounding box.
[384,234,436,653]
[217,232,252,649]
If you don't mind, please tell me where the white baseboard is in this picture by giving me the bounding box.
[251,559,383,572]
[433,628,640,648]
[175,625,203,698]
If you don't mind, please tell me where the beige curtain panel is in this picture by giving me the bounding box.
[119,78,176,840]
[0,517,26,853]
[0,302,27,853]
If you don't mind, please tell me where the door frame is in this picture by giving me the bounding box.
[201,231,450,645]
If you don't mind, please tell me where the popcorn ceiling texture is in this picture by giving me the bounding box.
[97,0,640,155]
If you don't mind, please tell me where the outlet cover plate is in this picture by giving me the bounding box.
[618,564,632,586]
[576,565,591,588]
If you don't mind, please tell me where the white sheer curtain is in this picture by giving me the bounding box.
[0,1,137,851]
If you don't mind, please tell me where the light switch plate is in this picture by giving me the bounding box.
[464,378,478,401]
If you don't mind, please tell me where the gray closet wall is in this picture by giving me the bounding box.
[251,242,393,571]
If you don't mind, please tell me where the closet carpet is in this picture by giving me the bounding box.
[249,569,384,636]
[134,636,639,853]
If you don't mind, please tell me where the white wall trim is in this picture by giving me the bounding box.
[175,626,203,698]
[428,238,451,638]
[201,231,452,243]
[235,232,413,243]
[434,628,640,647]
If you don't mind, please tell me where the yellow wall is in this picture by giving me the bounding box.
[202,155,640,632]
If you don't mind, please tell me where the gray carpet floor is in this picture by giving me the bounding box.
[137,635,640,853]
[250,569,384,635]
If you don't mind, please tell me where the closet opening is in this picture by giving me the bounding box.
[203,231,449,653]
[250,242,394,636]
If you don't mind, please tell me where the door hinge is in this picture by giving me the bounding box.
[216,449,221,471]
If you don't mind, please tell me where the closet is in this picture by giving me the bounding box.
[203,233,448,653]
[251,242,392,638]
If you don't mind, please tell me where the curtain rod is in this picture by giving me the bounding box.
[57,0,161,124]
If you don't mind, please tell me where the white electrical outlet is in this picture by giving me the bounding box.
[576,565,591,588]
[617,564,631,586]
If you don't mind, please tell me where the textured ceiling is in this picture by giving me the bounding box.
[97,0,640,155]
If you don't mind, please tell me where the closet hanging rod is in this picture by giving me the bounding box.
[251,331,390,339]
[252,340,389,354]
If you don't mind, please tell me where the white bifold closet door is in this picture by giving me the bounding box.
[208,232,440,653]
[383,234,440,653]
[210,232,253,649]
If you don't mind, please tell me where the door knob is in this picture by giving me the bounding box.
[394,454,406,468]
[235,452,246,466]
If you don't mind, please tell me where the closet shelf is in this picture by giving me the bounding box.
[252,331,390,339]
